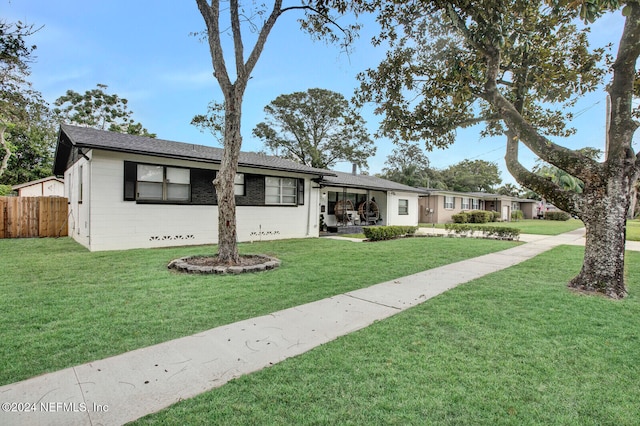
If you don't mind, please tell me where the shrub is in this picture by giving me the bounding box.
[0,185,14,196]
[445,224,520,240]
[545,211,571,221]
[490,211,501,222]
[363,225,418,241]
[511,210,524,221]
[452,212,469,223]
[468,210,491,223]
[444,223,475,237]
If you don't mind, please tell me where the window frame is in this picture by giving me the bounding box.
[134,163,191,203]
[461,197,470,210]
[398,199,409,215]
[444,196,455,209]
[234,173,245,196]
[265,176,298,205]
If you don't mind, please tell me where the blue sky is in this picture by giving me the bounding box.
[5,1,630,186]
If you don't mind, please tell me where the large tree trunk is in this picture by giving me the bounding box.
[215,91,243,264]
[570,179,630,299]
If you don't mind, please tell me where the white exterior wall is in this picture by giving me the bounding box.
[65,155,92,249]
[17,179,65,197]
[74,150,318,251]
[386,191,420,226]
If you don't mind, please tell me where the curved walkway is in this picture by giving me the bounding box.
[1,228,634,425]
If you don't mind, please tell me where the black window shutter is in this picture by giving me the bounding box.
[297,179,305,205]
[123,161,137,201]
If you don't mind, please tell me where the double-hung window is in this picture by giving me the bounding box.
[471,198,480,210]
[444,196,455,209]
[461,197,470,210]
[234,173,245,196]
[137,164,190,202]
[265,177,297,205]
[398,199,409,215]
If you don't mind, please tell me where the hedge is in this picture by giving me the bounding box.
[452,212,469,223]
[511,210,524,221]
[363,225,418,241]
[444,223,520,240]
[469,210,492,223]
[545,211,571,221]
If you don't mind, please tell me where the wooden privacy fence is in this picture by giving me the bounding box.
[0,197,69,239]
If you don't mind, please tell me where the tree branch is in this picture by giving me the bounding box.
[196,0,232,89]
[505,129,580,215]
[230,0,245,79]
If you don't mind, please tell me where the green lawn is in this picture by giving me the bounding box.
[627,219,640,241]
[421,218,585,235]
[0,236,516,386]
[135,246,640,425]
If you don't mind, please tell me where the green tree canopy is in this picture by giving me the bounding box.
[355,0,639,298]
[53,84,155,137]
[440,159,502,192]
[0,20,41,178]
[253,88,376,169]
[379,141,431,187]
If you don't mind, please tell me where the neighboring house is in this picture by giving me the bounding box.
[418,188,538,224]
[12,177,65,197]
[53,124,421,251]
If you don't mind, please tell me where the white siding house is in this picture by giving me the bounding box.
[54,125,422,251]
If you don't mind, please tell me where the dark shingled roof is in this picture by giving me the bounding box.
[55,124,335,177]
[321,170,427,194]
[54,124,424,193]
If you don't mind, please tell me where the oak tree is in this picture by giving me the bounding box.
[441,159,502,192]
[379,141,432,187]
[253,88,375,169]
[357,0,636,298]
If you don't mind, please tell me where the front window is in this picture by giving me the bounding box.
[234,173,245,196]
[444,196,454,209]
[461,197,470,210]
[137,164,190,202]
[471,198,480,210]
[398,199,409,215]
[265,177,297,205]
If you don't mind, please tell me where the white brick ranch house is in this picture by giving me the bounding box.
[53,125,423,251]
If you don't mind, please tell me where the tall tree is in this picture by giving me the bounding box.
[196,0,357,264]
[379,140,431,187]
[0,96,56,185]
[441,159,502,192]
[53,83,156,137]
[357,0,636,298]
[253,88,375,169]
[0,20,39,178]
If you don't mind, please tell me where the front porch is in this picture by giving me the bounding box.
[320,188,387,232]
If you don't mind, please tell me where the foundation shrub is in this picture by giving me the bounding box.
[363,226,418,241]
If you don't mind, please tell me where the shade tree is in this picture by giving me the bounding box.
[356,0,636,298]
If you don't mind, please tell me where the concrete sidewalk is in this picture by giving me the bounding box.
[0,228,612,425]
